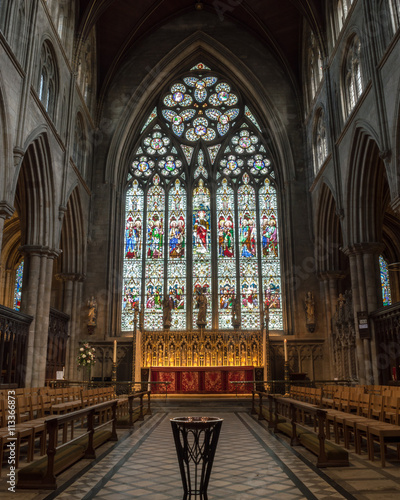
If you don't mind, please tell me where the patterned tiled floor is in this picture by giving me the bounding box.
[2,399,400,499]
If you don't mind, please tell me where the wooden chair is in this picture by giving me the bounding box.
[382,396,400,425]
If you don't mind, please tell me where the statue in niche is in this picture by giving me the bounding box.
[231,296,241,328]
[304,292,315,332]
[87,296,97,326]
[169,345,175,366]
[181,344,187,366]
[162,295,173,329]
[146,345,152,366]
[337,293,346,324]
[228,343,234,365]
[196,287,208,327]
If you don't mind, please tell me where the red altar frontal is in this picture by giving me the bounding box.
[149,366,255,394]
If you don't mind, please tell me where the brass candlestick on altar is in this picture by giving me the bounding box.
[284,361,290,397]
[283,338,290,397]
[112,339,117,383]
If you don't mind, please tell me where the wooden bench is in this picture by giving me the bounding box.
[17,400,118,489]
[252,391,349,467]
[116,391,152,428]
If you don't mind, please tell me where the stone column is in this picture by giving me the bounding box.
[19,245,45,387]
[342,247,366,383]
[362,243,384,385]
[33,250,59,387]
[55,273,85,381]
[342,243,383,384]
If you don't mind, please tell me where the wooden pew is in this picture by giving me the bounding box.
[17,399,119,489]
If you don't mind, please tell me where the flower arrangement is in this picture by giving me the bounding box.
[77,342,96,367]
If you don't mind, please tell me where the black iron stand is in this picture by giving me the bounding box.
[170,416,223,500]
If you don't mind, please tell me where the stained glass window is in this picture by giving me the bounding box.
[260,179,283,329]
[13,260,24,311]
[145,175,165,330]
[379,255,392,306]
[122,180,143,330]
[193,180,212,328]
[168,180,187,329]
[123,64,282,332]
[238,176,260,329]
[217,179,236,328]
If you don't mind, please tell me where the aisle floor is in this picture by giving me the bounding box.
[3,399,400,500]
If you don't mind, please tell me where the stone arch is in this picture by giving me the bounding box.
[0,73,13,203]
[105,32,296,190]
[315,182,346,274]
[346,126,387,245]
[15,133,56,249]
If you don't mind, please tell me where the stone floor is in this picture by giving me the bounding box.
[2,397,400,499]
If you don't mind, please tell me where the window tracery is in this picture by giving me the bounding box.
[122,65,282,332]
[344,35,363,116]
[314,110,328,171]
[38,41,58,118]
[389,0,400,33]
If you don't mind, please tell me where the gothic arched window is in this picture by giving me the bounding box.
[343,35,363,116]
[308,32,323,103]
[389,0,400,33]
[38,41,58,119]
[72,113,86,174]
[314,110,328,172]
[122,64,283,332]
[13,260,24,311]
[379,255,392,306]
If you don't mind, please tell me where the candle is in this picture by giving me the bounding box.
[284,339,288,362]
[113,340,117,363]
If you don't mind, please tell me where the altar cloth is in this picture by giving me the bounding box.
[150,366,254,394]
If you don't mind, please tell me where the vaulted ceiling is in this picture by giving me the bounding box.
[77,0,325,95]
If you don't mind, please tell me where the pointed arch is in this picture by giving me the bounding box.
[105,32,295,190]
[15,133,56,249]
[315,183,345,273]
[346,126,388,245]
[59,187,86,276]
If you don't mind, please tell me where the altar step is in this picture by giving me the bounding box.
[151,395,253,412]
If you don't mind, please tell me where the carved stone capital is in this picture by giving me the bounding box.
[391,196,400,216]
[55,272,85,282]
[341,242,384,256]
[0,201,14,219]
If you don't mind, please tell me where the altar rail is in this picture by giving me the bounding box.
[0,304,32,387]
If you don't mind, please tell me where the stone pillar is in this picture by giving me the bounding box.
[342,243,383,384]
[33,250,59,387]
[343,247,366,383]
[20,246,43,387]
[20,246,60,387]
[55,273,85,381]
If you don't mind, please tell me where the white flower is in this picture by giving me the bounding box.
[80,348,84,351]
[82,354,86,358]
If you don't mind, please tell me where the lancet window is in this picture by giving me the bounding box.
[13,260,24,311]
[122,63,283,332]
[379,255,392,306]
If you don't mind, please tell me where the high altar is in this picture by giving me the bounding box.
[139,329,263,394]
